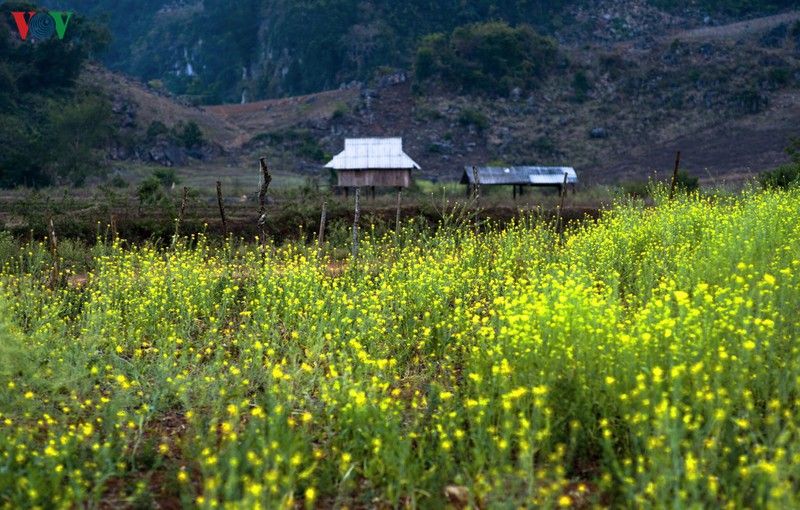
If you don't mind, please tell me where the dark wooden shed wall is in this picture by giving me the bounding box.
[337,169,411,188]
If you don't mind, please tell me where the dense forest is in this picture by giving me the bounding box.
[37,0,798,103]
[0,2,114,187]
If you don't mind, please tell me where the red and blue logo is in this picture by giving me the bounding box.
[10,10,73,41]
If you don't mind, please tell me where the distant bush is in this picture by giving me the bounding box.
[331,102,349,121]
[572,70,591,102]
[622,180,650,199]
[760,139,800,189]
[458,108,489,132]
[734,89,768,114]
[172,121,204,149]
[768,67,791,87]
[146,121,169,140]
[137,176,165,207]
[760,164,800,189]
[109,174,129,188]
[674,170,699,193]
[250,129,327,163]
[151,168,179,188]
[414,21,558,96]
[532,136,558,156]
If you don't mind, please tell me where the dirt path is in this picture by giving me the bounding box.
[667,11,800,42]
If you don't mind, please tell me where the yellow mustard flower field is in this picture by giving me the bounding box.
[1,189,799,508]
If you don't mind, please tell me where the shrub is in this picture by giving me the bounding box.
[458,108,489,132]
[152,168,180,188]
[109,174,129,188]
[146,121,169,140]
[760,164,800,189]
[768,67,791,87]
[622,180,650,198]
[414,21,558,96]
[136,176,164,207]
[674,170,700,193]
[174,121,205,149]
[572,70,591,102]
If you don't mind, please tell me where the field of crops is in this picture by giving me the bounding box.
[1,189,799,508]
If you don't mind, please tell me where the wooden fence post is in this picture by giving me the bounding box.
[216,181,227,238]
[258,158,272,245]
[352,187,361,259]
[318,201,327,250]
[179,186,189,225]
[395,187,402,234]
[48,219,58,288]
[669,151,681,201]
[472,166,481,232]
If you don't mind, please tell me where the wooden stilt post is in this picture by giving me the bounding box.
[352,187,361,259]
[258,158,272,245]
[669,151,681,201]
[472,166,481,232]
[557,172,568,233]
[216,181,227,239]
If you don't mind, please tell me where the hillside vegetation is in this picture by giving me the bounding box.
[41,0,799,102]
[0,2,112,187]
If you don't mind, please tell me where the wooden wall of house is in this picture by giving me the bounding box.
[337,169,411,188]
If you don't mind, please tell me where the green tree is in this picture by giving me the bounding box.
[414,21,558,95]
[47,95,116,186]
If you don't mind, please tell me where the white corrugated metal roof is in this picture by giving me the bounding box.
[325,138,421,170]
[462,166,578,185]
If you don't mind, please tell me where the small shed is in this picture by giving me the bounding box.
[461,166,578,197]
[325,138,421,191]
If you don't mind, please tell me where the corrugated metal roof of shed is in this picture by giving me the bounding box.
[325,138,421,170]
[461,166,578,185]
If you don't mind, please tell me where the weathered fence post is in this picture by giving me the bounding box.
[179,186,189,225]
[669,150,681,201]
[352,187,361,259]
[48,219,58,288]
[472,166,481,202]
[258,158,272,245]
[395,187,402,234]
[216,181,227,238]
[472,166,481,232]
[318,201,327,250]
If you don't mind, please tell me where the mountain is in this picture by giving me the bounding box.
[39,0,798,103]
[3,0,799,188]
